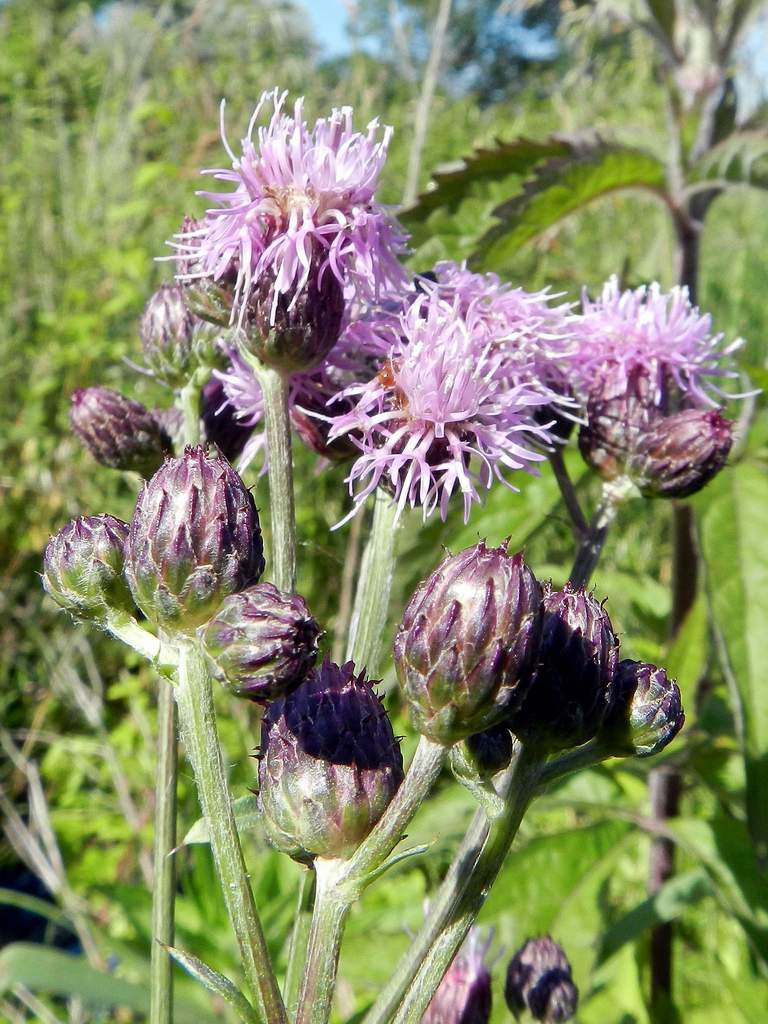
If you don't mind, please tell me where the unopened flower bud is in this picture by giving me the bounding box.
[201,378,253,462]
[140,283,196,385]
[202,582,320,701]
[505,936,578,1023]
[258,658,403,862]
[124,446,263,631]
[510,585,619,752]
[71,387,170,477]
[629,408,733,499]
[394,543,542,745]
[423,928,493,1024]
[43,515,134,621]
[602,660,685,757]
[452,725,515,783]
[244,262,345,372]
[578,364,658,480]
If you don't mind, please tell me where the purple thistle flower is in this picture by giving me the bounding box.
[171,90,409,329]
[572,275,743,407]
[327,292,553,523]
[423,928,494,1024]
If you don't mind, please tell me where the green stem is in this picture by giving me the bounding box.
[177,368,208,447]
[569,477,633,588]
[538,738,609,788]
[253,361,296,593]
[104,612,160,662]
[175,642,286,1024]
[149,680,177,1024]
[346,489,399,674]
[295,860,349,1024]
[283,869,315,1022]
[392,747,542,1024]
[549,448,588,538]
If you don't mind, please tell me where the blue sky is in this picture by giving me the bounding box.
[302,0,350,56]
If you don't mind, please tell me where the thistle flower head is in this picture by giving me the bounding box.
[505,936,578,1023]
[573,275,742,407]
[70,387,170,477]
[258,657,404,861]
[43,515,134,621]
[602,660,685,757]
[394,542,542,745]
[124,446,264,632]
[423,928,493,1024]
[510,584,619,752]
[328,293,553,523]
[172,90,408,329]
[202,582,320,702]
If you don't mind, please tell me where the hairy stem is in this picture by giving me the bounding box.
[392,747,542,1023]
[569,478,632,588]
[295,860,349,1024]
[283,869,315,1022]
[149,681,177,1024]
[175,642,286,1024]
[346,489,399,675]
[254,362,297,594]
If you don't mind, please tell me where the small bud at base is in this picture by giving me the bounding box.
[43,515,134,621]
[602,660,685,757]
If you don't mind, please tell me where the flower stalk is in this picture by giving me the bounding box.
[283,870,315,1021]
[149,679,177,1024]
[295,859,350,1024]
[569,477,633,588]
[346,488,399,674]
[174,640,286,1024]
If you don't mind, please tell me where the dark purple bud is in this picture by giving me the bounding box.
[140,283,196,385]
[124,446,264,632]
[244,259,345,373]
[258,658,404,862]
[602,660,685,757]
[629,408,733,498]
[465,724,515,775]
[201,378,253,463]
[290,378,359,462]
[423,929,493,1024]
[578,364,659,480]
[505,936,578,1023]
[43,515,134,621]
[510,585,619,752]
[202,582,320,701]
[152,406,184,453]
[394,543,542,745]
[70,387,170,477]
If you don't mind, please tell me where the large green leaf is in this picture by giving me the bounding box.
[696,462,768,863]
[690,131,768,191]
[471,145,669,270]
[400,137,575,224]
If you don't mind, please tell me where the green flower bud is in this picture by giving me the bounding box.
[124,446,263,632]
[43,515,134,621]
[602,660,685,757]
[140,283,197,386]
[258,659,403,862]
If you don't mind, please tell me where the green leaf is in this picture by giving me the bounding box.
[0,888,73,931]
[597,868,711,964]
[166,945,259,1023]
[689,131,768,191]
[400,137,574,224]
[471,145,668,270]
[182,794,261,846]
[663,593,709,716]
[697,462,768,863]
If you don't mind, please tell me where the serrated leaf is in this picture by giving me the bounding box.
[696,462,768,864]
[471,146,668,270]
[182,794,260,846]
[166,945,258,1023]
[597,868,711,964]
[401,137,575,224]
[690,131,768,190]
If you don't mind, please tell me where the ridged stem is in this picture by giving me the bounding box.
[175,641,286,1024]
[346,489,399,675]
[149,680,177,1024]
[391,747,542,1024]
[253,361,296,594]
[295,860,349,1024]
[284,869,315,1022]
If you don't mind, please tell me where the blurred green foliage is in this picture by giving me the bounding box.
[2,1,768,1022]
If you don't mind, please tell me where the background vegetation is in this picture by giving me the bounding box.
[2,1,768,1021]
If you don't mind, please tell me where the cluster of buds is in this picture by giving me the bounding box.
[257,658,404,862]
[505,936,578,1022]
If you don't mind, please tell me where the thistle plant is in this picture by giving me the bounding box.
[42,81,752,1024]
